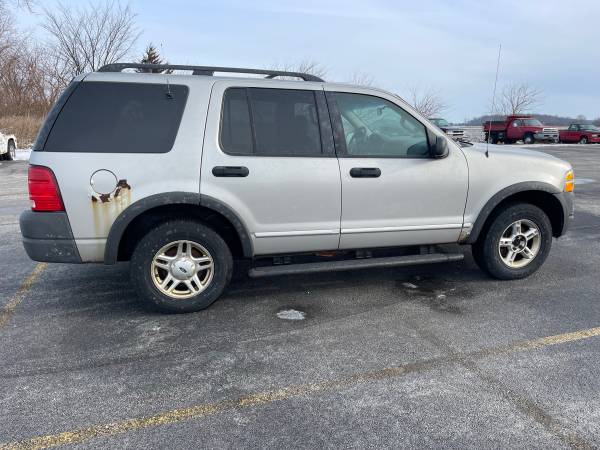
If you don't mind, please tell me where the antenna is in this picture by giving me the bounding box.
[486,44,502,158]
[165,75,173,99]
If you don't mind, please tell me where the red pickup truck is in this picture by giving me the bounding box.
[483,115,559,144]
[559,123,600,144]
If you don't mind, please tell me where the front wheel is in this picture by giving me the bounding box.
[472,203,552,280]
[523,134,535,145]
[130,220,233,313]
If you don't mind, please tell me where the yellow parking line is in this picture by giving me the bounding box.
[0,263,47,329]
[2,323,600,449]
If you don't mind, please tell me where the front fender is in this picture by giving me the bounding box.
[465,181,563,244]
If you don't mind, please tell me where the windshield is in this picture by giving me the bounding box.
[522,119,543,126]
[580,124,600,131]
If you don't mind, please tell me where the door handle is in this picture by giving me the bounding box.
[212,166,249,177]
[350,167,381,178]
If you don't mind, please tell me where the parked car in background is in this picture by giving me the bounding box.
[559,124,600,144]
[429,118,464,140]
[483,116,559,144]
[0,131,17,160]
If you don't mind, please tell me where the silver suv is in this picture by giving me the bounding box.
[20,64,574,313]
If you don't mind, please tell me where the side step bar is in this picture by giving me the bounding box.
[248,253,464,278]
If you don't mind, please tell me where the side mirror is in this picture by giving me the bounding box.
[431,135,449,158]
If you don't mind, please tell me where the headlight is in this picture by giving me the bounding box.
[564,170,574,192]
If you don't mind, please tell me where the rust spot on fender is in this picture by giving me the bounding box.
[91,179,132,236]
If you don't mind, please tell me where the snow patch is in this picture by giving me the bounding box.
[14,148,31,161]
[276,309,306,321]
[402,282,418,289]
[575,178,595,185]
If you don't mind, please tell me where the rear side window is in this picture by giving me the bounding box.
[220,87,323,157]
[43,82,189,153]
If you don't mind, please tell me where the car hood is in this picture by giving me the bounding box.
[468,143,561,162]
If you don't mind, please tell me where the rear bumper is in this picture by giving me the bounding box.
[553,191,574,236]
[20,211,82,263]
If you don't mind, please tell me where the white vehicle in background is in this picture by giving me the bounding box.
[429,118,465,141]
[0,131,17,160]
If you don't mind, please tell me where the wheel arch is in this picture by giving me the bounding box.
[466,182,566,244]
[104,192,253,264]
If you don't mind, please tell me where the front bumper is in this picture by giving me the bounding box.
[20,211,82,263]
[553,191,574,236]
[534,132,559,142]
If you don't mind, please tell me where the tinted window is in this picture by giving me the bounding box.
[220,88,322,157]
[44,82,188,153]
[221,88,253,155]
[33,81,79,151]
[332,92,429,157]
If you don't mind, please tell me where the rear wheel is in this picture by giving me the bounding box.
[472,203,552,280]
[579,136,588,144]
[130,220,233,313]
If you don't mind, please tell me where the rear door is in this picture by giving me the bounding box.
[201,81,341,256]
[324,88,468,249]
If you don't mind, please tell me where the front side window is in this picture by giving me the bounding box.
[331,92,429,157]
[523,119,543,126]
[220,88,322,157]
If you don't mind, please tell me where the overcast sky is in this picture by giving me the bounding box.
[16,0,600,122]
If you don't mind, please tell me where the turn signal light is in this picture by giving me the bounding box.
[28,165,65,211]
[564,170,574,193]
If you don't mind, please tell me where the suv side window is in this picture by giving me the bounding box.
[330,92,429,157]
[220,88,323,157]
[43,82,189,153]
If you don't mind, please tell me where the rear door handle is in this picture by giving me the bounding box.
[350,167,381,178]
[212,166,249,177]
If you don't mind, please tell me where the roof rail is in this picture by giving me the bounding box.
[97,63,325,82]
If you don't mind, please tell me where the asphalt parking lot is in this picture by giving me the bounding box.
[1,145,600,449]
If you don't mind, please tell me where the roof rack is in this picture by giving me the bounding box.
[97,63,324,82]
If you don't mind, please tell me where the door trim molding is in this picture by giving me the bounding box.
[254,229,340,238]
[341,224,463,234]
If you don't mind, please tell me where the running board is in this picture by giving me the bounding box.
[248,253,464,278]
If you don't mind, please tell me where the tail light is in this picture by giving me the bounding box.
[28,165,64,211]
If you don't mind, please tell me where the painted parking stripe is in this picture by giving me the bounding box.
[0,263,47,329]
[2,324,600,449]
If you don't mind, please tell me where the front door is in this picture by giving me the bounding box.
[201,81,341,256]
[325,88,469,249]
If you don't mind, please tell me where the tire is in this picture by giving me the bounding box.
[5,140,16,161]
[579,136,588,144]
[523,134,535,145]
[472,202,552,280]
[130,220,233,313]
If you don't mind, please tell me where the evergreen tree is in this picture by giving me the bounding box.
[137,44,171,73]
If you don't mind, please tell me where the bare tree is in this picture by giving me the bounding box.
[499,83,542,116]
[42,1,140,85]
[270,60,327,80]
[408,86,446,118]
[347,71,375,87]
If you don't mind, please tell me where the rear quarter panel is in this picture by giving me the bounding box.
[29,74,213,261]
